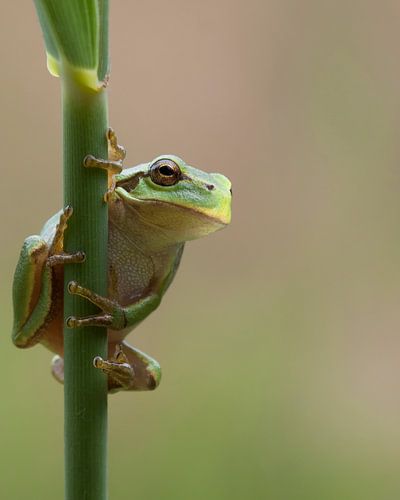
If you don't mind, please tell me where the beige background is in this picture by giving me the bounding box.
[1,1,400,498]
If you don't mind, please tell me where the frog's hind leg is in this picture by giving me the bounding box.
[52,344,161,392]
[12,235,52,348]
[12,206,85,348]
[95,342,161,392]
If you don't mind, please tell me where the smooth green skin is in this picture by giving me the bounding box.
[12,155,231,392]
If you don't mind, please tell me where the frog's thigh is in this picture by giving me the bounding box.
[109,341,162,392]
[12,235,52,348]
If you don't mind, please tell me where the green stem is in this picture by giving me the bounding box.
[62,79,109,500]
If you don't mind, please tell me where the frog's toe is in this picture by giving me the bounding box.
[107,127,126,161]
[112,342,162,391]
[66,281,126,329]
[67,280,79,295]
[66,314,113,328]
[63,205,73,219]
[47,251,85,267]
[94,348,135,391]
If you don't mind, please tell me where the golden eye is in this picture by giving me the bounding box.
[149,159,181,186]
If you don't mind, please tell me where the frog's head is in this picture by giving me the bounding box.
[113,155,231,243]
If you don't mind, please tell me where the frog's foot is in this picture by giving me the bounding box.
[117,342,162,391]
[66,280,126,330]
[94,344,135,390]
[84,153,123,202]
[48,205,72,255]
[107,128,126,162]
[51,349,135,392]
[51,345,161,392]
[84,128,126,202]
[47,251,86,267]
[84,154,123,175]
[48,205,86,265]
[52,346,134,390]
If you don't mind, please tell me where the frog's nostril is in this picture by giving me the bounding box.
[230,188,233,195]
[206,184,215,191]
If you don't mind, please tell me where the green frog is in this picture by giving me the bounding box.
[12,129,231,392]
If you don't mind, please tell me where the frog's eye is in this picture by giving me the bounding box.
[149,159,181,186]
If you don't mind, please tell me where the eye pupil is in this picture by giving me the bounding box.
[149,159,181,186]
[159,165,174,176]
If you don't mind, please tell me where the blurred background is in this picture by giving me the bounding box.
[1,1,400,498]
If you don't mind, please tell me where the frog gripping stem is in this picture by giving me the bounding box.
[93,344,135,390]
[66,280,127,330]
[83,128,127,202]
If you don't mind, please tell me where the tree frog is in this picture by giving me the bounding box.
[12,129,231,392]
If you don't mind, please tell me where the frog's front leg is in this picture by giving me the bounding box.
[66,281,161,330]
[84,128,126,201]
[12,206,85,348]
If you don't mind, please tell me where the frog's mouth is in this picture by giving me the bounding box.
[115,186,231,229]
[114,172,144,193]
[115,186,140,204]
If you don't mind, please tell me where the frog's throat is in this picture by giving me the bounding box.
[114,187,230,227]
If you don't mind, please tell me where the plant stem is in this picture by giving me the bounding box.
[62,78,109,500]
